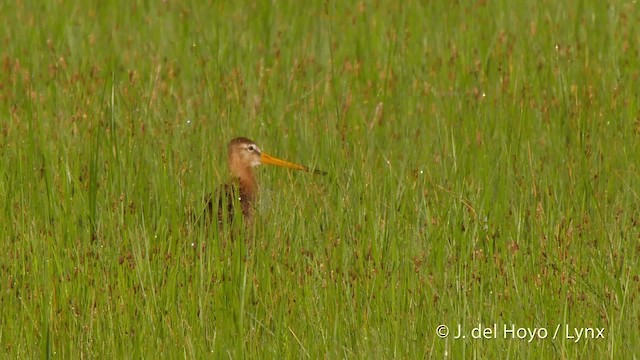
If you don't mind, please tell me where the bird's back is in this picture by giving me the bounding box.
[205,180,254,225]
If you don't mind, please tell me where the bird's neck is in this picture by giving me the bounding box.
[233,168,258,201]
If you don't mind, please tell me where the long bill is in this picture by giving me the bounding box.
[261,152,327,175]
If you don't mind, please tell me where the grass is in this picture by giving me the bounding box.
[1,0,639,358]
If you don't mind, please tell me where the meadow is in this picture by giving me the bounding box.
[1,0,639,358]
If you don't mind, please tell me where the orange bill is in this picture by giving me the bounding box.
[261,152,327,175]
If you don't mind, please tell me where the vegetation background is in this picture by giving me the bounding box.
[1,0,638,358]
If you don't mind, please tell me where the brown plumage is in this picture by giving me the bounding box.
[205,137,325,225]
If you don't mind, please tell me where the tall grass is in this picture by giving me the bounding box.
[1,0,638,357]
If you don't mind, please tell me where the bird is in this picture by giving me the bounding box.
[205,137,326,226]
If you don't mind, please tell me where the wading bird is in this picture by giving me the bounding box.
[207,137,325,225]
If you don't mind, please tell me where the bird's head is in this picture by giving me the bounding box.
[227,137,326,176]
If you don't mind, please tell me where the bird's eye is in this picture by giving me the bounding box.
[247,145,255,152]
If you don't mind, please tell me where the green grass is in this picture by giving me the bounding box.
[1,0,639,358]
